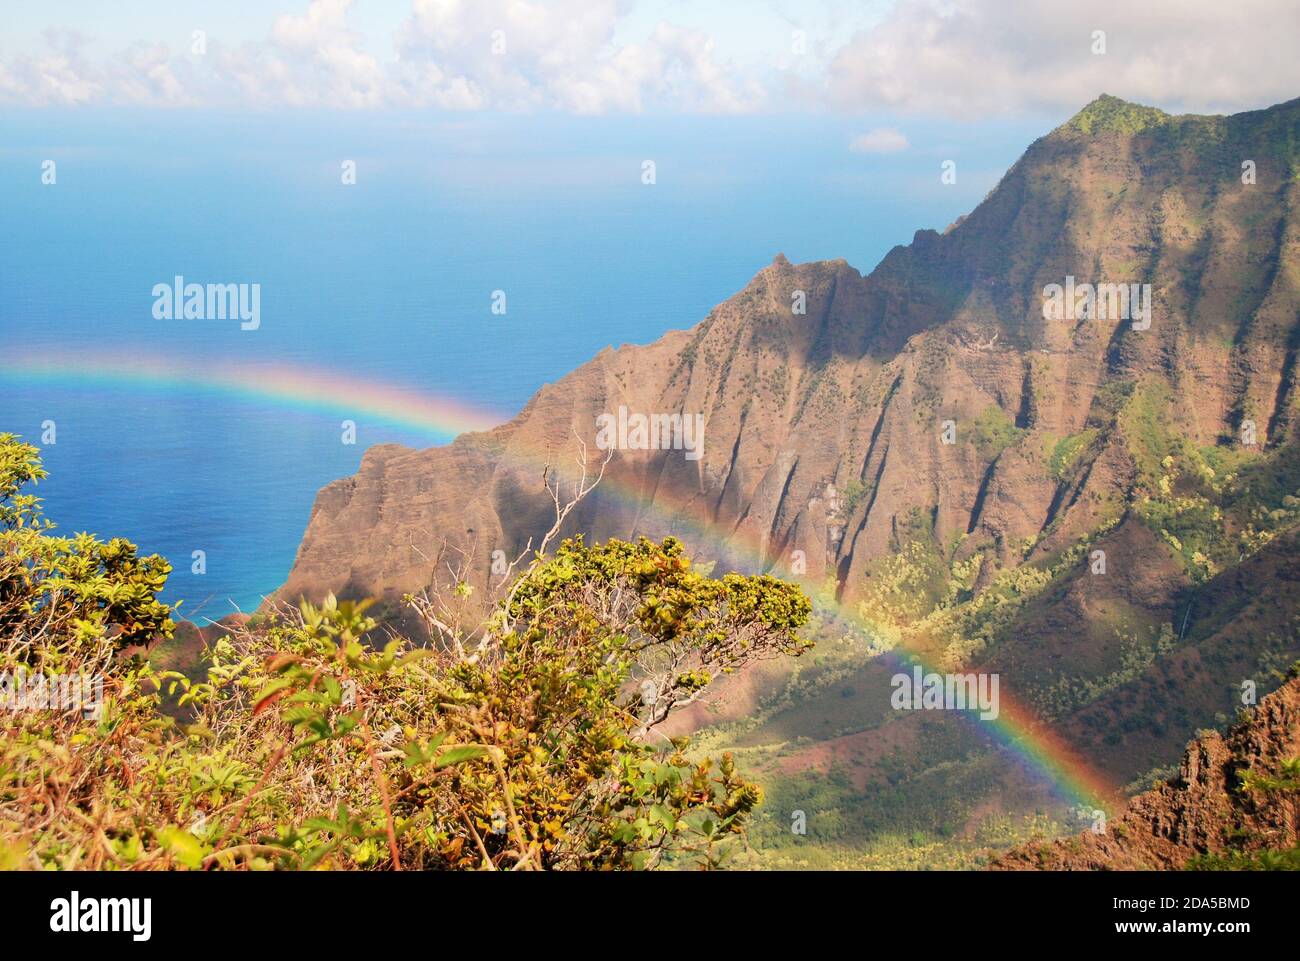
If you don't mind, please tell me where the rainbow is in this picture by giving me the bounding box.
[0,351,504,441]
[549,468,1120,812]
[1,349,1118,812]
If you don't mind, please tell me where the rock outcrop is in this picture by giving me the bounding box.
[991,674,1300,870]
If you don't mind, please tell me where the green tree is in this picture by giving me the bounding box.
[0,434,812,870]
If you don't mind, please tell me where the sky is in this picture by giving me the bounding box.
[2,0,1298,119]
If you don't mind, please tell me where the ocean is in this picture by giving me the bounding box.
[0,108,1045,619]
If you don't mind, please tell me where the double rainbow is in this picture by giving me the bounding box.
[1,349,1117,812]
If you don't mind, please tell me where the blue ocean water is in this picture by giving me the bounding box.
[0,108,1048,619]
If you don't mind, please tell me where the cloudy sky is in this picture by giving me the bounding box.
[2,0,1298,116]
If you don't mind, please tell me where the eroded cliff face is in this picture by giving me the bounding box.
[280,95,1300,623]
[275,96,1300,852]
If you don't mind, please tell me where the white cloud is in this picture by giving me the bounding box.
[106,42,192,105]
[0,0,763,114]
[825,0,1300,117]
[391,0,765,114]
[1,0,1296,117]
[271,0,355,50]
[0,30,191,107]
[849,127,909,153]
[1,29,104,106]
[220,0,386,108]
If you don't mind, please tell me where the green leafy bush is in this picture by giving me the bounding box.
[0,435,811,870]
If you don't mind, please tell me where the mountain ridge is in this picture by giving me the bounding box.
[283,92,1300,610]
[275,94,1300,861]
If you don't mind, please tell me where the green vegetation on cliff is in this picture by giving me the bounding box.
[1064,94,1173,136]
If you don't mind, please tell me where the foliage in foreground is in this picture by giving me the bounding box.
[0,434,811,870]
[1187,757,1300,871]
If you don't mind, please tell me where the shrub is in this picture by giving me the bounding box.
[0,435,811,870]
